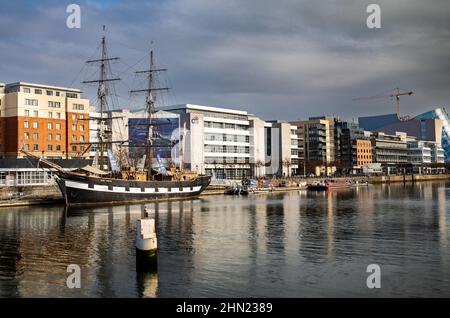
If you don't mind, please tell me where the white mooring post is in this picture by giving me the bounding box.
[135,208,157,270]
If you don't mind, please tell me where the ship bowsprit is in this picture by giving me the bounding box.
[55,174,211,206]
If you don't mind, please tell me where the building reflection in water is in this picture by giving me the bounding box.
[0,181,449,297]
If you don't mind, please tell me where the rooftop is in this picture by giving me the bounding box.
[5,82,82,93]
[160,103,248,116]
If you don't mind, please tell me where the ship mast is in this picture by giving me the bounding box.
[130,49,169,180]
[82,26,120,170]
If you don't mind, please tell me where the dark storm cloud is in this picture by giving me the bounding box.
[1,0,449,120]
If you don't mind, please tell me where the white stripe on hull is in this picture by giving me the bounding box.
[65,180,201,194]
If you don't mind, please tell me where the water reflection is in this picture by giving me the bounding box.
[0,182,449,297]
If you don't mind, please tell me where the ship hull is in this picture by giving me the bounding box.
[55,173,211,206]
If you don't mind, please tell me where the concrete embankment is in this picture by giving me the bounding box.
[0,184,63,207]
[285,174,450,185]
[368,174,450,184]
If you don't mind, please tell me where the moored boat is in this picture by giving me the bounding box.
[307,179,368,191]
[224,186,249,196]
[22,31,212,206]
[54,171,210,206]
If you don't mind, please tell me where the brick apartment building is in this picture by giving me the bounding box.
[0,82,90,159]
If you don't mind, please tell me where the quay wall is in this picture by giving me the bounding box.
[0,174,449,207]
[0,184,63,206]
[367,174,450,184]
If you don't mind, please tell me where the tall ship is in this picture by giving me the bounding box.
[23,31,211,206]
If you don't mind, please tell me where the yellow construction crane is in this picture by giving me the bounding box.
[353,88,414,118]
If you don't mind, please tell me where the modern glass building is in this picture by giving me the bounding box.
[359,107,450,162]
[414,108,450,162]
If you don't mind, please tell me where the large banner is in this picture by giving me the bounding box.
[128,117,180,168]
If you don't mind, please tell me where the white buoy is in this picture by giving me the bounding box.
[136,208,157,270]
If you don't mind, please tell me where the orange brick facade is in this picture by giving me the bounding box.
[0,82,91,159]
[2,113,89,159]
[356,139,373,166]
[5,113,89,158]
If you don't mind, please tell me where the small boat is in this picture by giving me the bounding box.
[224,186,249,195]
[307,180,352,191]
[307,179,370,191]
[353,180,370,187]
[307,182,328,191]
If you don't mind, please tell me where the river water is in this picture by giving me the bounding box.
[0,181,449,297]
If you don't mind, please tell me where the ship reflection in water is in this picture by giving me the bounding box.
[0,181,449,297]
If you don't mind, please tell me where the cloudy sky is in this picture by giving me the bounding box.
[1,0,449,121]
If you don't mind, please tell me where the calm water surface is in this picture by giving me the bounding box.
[0,182,449,297]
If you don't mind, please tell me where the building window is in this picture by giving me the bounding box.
[25,99,38,106]
[47,123,52,129]
[33,133,38,140]
[55,91,60,97]
[80,135,85,142]
[46,90,53,96]
[72,145,77,152]
[72,124,76,131]
[48,144,53,151]
[79,114,84,119]
[48,101,61,108]
[23,87,31,93]
[56,145,61,151]
[48,112,53,119]
[33,122,38,129]
[24,144,29,151]
[34,89,42,95]
[72,135,76,141]
[72,114,77,121]
[56,123,61,130]
[24,121,29,128]
[266,127,272,156]
[80,125,84,132]
[56,112,61,119]
[33,144,38,151]
[80,145,85,152]
[25,110,30,117]
[56,134,61,141]
[73,103,85,110]
[24,132,29,140]
[48,134,52,141]
[33,111,38,117]
[67,93,78,98]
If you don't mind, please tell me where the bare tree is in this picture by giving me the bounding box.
[255,160,264,178]
[282,158,292,177]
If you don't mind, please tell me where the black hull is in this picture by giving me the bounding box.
[55,173,211,206]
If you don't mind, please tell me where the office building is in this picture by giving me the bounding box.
[0,82,90,159]
[355,139,373,167]
[359,107,450,162]
[161,104,298,179]
[408,140,445,165]
[263,120,298,177]
[334,120,365,169]
[290,116,337,176]
[371,132,408,173]
[161,104,252,179]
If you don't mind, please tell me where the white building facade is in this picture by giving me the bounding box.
[408,140,445,164]
[162,104,298,179]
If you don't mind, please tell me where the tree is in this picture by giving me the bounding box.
[255,160,264,178]
[282,158,292,177]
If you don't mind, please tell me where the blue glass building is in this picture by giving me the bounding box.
[415,108,450,162]
[359,107,450,162]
